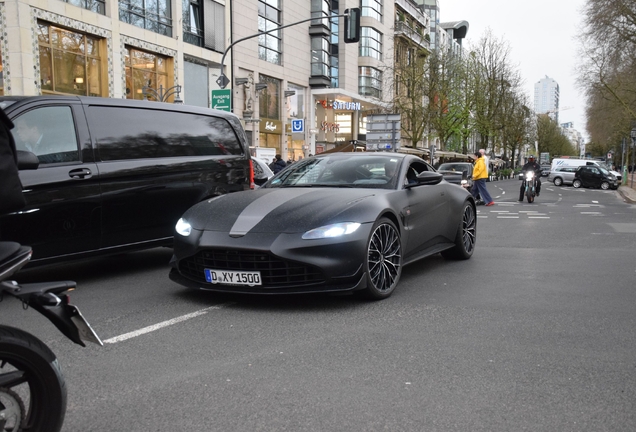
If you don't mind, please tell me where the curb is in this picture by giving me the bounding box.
[618,186,636,204]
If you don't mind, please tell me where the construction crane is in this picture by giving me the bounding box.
[544,106,573,115]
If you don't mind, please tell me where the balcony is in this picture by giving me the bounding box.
[394,21,430,50]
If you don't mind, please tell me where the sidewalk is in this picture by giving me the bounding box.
[618,172,636,203]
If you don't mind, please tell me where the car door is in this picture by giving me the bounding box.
[583,167,602,187]
[0,101,101,262]
[85,104,249,249]
[401,160,450,257]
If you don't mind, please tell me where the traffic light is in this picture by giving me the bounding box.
[344,8,360,43]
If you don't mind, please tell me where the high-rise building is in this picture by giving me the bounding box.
[534,76,560,123]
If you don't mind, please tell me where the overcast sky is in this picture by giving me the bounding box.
[441,0,588,140]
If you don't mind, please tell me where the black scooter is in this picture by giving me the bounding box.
[0,242,102,432]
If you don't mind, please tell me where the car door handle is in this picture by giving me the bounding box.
[69,168,92,179]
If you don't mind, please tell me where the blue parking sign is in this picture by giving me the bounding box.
[291,119,304,133]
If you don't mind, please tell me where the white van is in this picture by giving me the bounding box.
[551,158,622,181]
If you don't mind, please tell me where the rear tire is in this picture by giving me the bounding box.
[441,201,476,260]
[573,179,582,188]
[553,177,563,186]
[0,325,67,432]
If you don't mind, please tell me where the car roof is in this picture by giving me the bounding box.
[0,95,239,120]
[315,151,409,160]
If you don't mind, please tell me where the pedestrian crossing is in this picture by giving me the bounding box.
[476,202,610,219]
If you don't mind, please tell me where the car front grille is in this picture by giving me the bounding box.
[178,249,326,288]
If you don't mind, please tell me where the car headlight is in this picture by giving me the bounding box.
[175,218,192,236]
[302,222,361,240]
[460,179,468,185]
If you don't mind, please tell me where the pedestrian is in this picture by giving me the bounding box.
[472,151,494,206]
[270,154,287,174]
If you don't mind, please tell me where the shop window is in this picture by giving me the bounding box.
[258,75,280,120]
[38,22,105,97]
[124,47,172,101]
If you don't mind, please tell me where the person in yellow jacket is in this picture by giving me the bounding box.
[471,151,494,206]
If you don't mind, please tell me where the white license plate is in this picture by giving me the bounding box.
[204,269,262,286]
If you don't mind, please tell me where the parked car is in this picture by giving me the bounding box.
[252,157,274,186]
[0,96,252,265]
[548,166,579,186]
[540,164,551,176]
[169,152,476,300]
[572,166,618,190]
[436,162,474,191]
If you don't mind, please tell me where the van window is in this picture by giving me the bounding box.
[12,106,80,164]
[89,106,244,161]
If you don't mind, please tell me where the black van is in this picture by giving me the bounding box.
[0,96,252,265]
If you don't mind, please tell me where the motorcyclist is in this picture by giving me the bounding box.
[519,155,542,201]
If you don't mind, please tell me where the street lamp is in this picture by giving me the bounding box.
[142,84,183,104]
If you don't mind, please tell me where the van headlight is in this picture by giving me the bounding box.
[176,218,192,236]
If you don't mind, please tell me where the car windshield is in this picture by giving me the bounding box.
[599,166,610,175]
[263,154,402,189]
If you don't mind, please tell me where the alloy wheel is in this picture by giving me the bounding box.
[367,222,401,293]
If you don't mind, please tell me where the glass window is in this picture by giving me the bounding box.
[311,37,330,78]
[119,0,172,37]
[183,0,203,47]
[203,0,225,52]
[124,47,171,101]
[311,0,329,25]
[65,0,105,14]
[13,106,80,164]
[0,45,4,96]
[258,0,281,65]
[359,66,382,99]
[88,107,244,160]
[258,75,280,120]
[360,27,382,60]
[38,22,104,97]
[361,0,382,22]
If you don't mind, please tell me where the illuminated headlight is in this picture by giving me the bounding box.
[175,218,192,236]
[302,222,361,240]
[525,172,535,180]
[460,179,468,185]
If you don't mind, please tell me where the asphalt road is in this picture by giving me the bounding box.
[3,178,636,432]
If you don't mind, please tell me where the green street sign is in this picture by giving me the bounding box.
[211,89,231,111]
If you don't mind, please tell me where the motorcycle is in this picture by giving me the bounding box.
[0,241,102,432]
[521,170,538,203]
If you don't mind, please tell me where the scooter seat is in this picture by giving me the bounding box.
[0,241,21,262]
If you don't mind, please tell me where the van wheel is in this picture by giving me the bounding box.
[600,181,610,190]
[573,179,582,188]
[553,177,563,186]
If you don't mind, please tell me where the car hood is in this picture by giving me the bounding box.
[183,188,384,235]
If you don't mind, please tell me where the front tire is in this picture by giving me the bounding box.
[361,218,402,300]
[573,179,582,188]
[0,326,67,432]
[526,189,534,203]
[600,181,610,190]
[441,201,476,260]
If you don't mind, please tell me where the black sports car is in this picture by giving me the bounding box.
[169,152,476,299]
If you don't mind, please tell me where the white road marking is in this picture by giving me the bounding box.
[580,212,603,216]
[528,216,550,219]
[497,216,519,219]
[104,303,234,344]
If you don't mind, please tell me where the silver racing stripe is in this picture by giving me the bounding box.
[230,189,317,236]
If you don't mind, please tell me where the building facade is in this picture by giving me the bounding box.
[0,0,440,160]
[534,75,560,123]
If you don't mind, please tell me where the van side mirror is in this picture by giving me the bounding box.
[17,150,39,170]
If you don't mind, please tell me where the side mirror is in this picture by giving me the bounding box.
[17,150,39,170]
[407,171,443,188]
